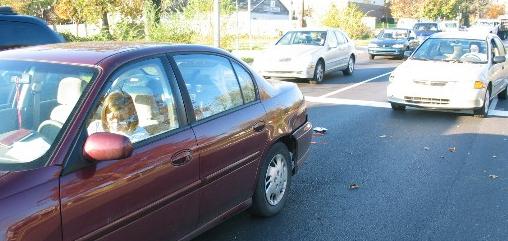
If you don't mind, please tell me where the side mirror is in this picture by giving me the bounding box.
[493,56,506,64]
[83,132,133,162]
[404,51,413,58]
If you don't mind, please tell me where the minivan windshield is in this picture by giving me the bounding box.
[378,29,409,39]
[276,31,327,46]
[414,23,439,32]
[411,38,488,64]
[0,60,95,170]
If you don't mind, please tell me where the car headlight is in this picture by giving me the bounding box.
[392,44,405,48]
[368,43,378,48]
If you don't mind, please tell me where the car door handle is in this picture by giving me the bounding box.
[252,121,266,132]
[171,149,192,166]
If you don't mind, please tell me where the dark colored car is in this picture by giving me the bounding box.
[0,43,312,241]
[0,6,64,51]
[368,28,417,59]
[413,22,441,44]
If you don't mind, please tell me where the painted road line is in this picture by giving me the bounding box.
[306,96,508,117]
[319,72,392,98]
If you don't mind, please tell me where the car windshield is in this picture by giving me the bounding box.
[276,31,327,46]
[412,38,488,64]
[378,29,408,39]
[414,23,439,31]
[0,60,96,171]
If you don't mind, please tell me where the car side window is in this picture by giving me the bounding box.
[0,21,57,47]
[494,38,506,56]
[232,62,256,103]
[87,58,180,143]
[173,54,244,121]
[334,31,346,45]
[328,31,339,46]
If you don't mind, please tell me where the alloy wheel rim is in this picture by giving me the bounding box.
[349,58,354,72]
[264,154,288,206]
[316,64,324,82]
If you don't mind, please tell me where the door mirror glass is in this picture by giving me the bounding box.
[493,56,506,64]
[404,51,413,58]
[83,132,133,162]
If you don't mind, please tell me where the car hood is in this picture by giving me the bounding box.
[265,45,321,59]
[395,60,487,82]
[372,39,407,45]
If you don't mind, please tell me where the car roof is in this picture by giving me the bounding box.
[0,42,229,66]
[287,27,341,32]
[430,31,492,40]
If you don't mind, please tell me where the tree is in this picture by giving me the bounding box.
[485,3,505,19]
[422,0,461,20]
[0,0,55,21]
[322,4,372,39]
[389,0,425,19]
[54,0,89,34]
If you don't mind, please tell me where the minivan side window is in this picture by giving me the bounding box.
[0,21,58,47]
[173,54,244,121]
[87,58,180,143]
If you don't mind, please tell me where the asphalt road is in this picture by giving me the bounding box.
[193,51,508,241]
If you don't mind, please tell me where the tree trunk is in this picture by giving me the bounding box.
[101,11,111,37]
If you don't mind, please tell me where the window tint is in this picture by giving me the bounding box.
[232,62,256,103]
[173,54,244,121]
[0,21,59,47]
[87,58,180,143]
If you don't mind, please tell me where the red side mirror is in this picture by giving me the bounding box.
[83,132,133,162]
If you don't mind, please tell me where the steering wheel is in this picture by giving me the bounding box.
[460,53,483,62]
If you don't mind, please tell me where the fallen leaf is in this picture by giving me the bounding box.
[448,147,456,152]
[349,183,360,190]
[379,135,387,138]
[424,147,430,151]
[489,174,499,179]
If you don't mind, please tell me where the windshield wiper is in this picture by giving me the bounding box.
[412,57,431,61]
[442,59,463,63]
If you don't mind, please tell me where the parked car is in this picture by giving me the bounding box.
[253,28,356,84]
[413,22,441,44]
[439,20,460,32]
[469,19,500,36]
[497,15,508,39]
[0,6,64,51]
[0,43,313,241]
[368,28,417,60]
[387,32,508,118]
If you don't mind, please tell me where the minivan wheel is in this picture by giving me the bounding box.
[391,103,406,111]
[474,89,490,118]
[251,143,292,217]
[343,56,355,75]
[310,61,325,84]
[498,85,507,100]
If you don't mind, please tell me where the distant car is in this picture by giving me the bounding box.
[387,32,508,118]
[440,20,460,32]
[368,28,417,60]
[469,19,500,36]
[0,6,64,51]
[0,43,312,240]
[413,22,441,44]
[253,28,356,83]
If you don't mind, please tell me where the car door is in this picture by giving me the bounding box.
[334,31,350,68]
[492,37,508,94]
[489,38,506,96]
[323,30,341,72]
[59,57,200,241]
[171,53,268,226]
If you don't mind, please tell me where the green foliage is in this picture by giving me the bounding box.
[322,4,372,40]
[147,15,196,43]
[59,31,113,42]
[184,0,235,18]
[112,20,144,41]
[422,0,461,20]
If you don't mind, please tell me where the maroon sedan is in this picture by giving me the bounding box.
[0,43,312,241]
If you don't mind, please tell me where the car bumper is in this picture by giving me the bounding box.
[291,121,312,174]
[387,81,486,110]
[368,47,405,56]
[257,63,315,79]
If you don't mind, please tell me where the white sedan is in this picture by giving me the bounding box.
[387,32,508,117]
[253,28,356,83]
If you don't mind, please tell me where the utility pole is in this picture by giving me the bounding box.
[301,0,305,27]
[248,0,252,50]
[236,0,240,50]
[214,0,221,48]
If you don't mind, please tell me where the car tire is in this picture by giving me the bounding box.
[310,60,325,84]
[498,85,507,100]
[474,88,490,118]
[343,56,355,75]
[251,142,292,217]
[391,103,406,111]
[369,54,375,60]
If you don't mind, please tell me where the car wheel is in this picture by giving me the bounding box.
[343,56,355,75]
[474,88,490,118]
[310,60,325,84]
[391,103,406,111]
[251,142,292,217]
[369,54,375,60]
[498,85,507,100]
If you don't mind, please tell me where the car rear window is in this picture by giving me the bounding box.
[0,20,60,48]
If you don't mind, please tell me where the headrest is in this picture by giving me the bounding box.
[57,77,85,106]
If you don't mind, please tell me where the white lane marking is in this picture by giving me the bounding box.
[306,96,508,118]
[319,72,392,98]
